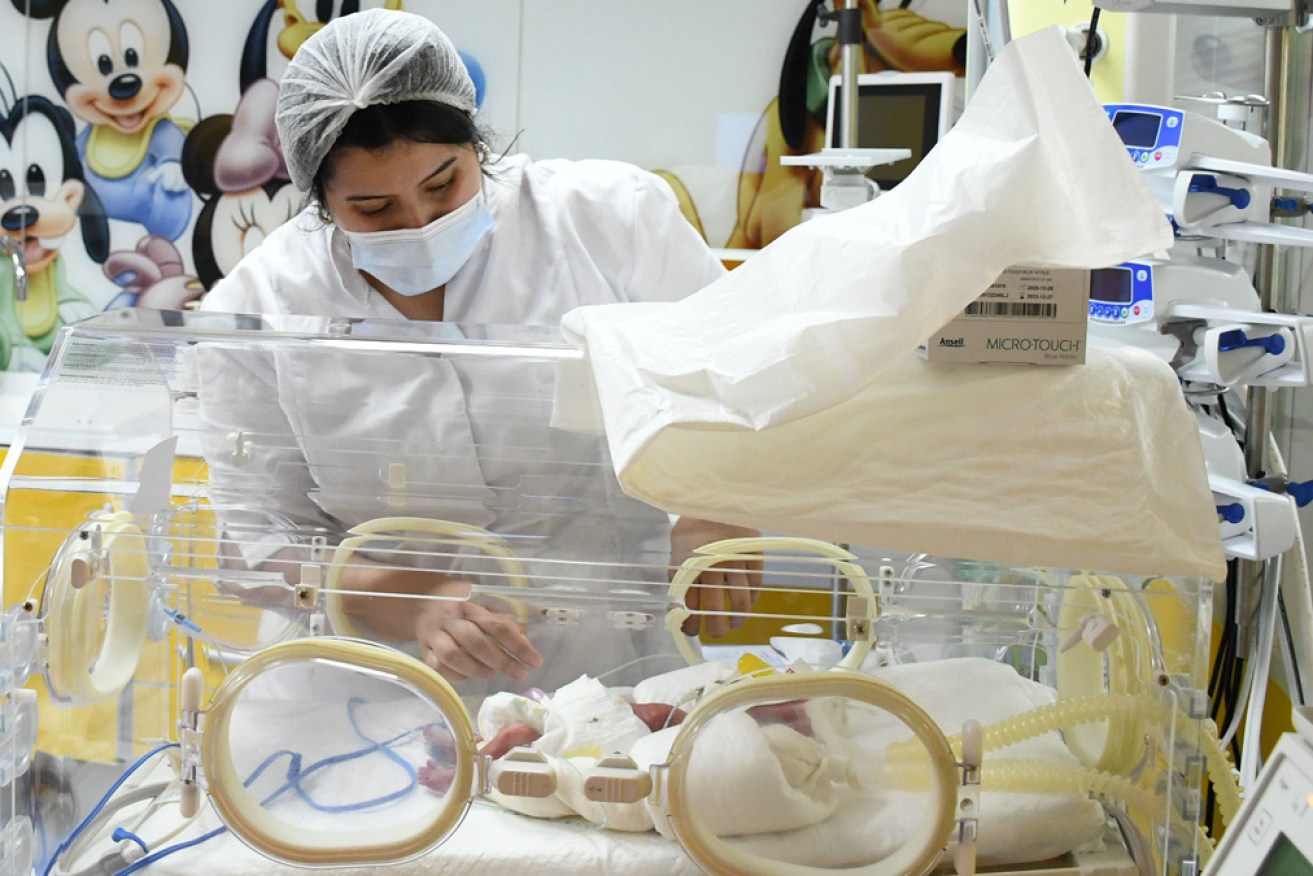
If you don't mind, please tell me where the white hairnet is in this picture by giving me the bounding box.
[275,9,478,193]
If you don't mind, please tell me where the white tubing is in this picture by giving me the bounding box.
[1240,551,1281,791]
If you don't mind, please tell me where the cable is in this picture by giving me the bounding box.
[242,697,420,814]
[45,784,170,876]
[41,744,179,876]
[1083,8,1101,77]
[113,827,227,876]
[1240,554,1282,791]
[593,652,688,684]
[46,695,428,875]
[1278,590,1306,705]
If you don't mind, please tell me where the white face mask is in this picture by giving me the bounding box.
[343,190,495,296]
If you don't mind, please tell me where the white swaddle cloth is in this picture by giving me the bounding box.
[558,26,1226,583]
[473,659,1105,867]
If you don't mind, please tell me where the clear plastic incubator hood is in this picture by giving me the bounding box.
[0,309,1230,876]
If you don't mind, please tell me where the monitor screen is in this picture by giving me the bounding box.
[829,82,945,190]
[1090,267,1133,305]
[1111,110,1162,149]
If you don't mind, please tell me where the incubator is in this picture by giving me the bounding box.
[0,309,1230,876]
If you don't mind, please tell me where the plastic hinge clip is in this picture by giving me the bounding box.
[583,754,652,805]
[845,595,873,642]
[295,563,322,610]
[485,747,556,798]
[542,607,585,626]
[609,611,653,630]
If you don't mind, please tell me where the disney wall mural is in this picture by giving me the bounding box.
[0,0,441,373]
[0,0,963,374]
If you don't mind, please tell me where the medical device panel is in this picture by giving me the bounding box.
[1089,262,1156,326]
[1203,707,1313,875]
[1105,101,1313,250]
[0,310,1221,876]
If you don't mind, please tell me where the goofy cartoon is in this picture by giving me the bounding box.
[0,94,106,371]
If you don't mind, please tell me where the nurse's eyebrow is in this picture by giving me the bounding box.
[419,158,458,185]
[345,158,458,201]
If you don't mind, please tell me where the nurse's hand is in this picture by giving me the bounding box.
[335,562,543,684]
[670,517,763,638]
[414,597,543,684]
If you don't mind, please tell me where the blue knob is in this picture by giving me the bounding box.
[1189,174,1251,209]
[1288,481,1313,508]
[1216,503,1245,525]
[1217,329,1285,356]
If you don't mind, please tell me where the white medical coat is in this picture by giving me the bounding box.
[202,153,723,322]
[196,155,726,693]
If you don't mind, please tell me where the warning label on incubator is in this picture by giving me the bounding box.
[58,340,167,387]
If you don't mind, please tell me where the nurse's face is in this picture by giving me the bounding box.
[322,140,482,233]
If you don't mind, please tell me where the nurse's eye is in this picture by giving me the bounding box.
[425,181,452,195]
[356,203,389,216]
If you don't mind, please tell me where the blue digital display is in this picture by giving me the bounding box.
[1103,104,1184,169]
[1089,262,1154,325]
[1091,267,1133,305]
[1112,111,1162,149]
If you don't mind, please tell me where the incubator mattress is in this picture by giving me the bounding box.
[136,804,703,875]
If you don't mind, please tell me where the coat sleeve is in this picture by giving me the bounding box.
[621,170,728,304]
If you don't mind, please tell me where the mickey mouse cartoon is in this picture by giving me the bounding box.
[18,0,194,241]
[0,92,106,372]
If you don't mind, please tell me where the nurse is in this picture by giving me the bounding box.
[199,9,759,687]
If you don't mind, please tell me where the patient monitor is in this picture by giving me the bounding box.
[824,71,958,192]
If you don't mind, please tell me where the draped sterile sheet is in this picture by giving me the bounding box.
[557,26,1226,582]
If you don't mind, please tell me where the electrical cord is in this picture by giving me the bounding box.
[1206,558,1242,835]
[45,784,170,876]
[43,697,429,876]
[1240,554,1282,791]
[41,744,179,876]
[242,696,420,814]
[1083,8,1101,77]
[1265,438,1310,708]
[113,827,227,876]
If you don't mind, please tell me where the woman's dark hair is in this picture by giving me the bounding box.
[310,100,486,220]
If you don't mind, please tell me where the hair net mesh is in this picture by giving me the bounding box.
[275,9,478,193]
